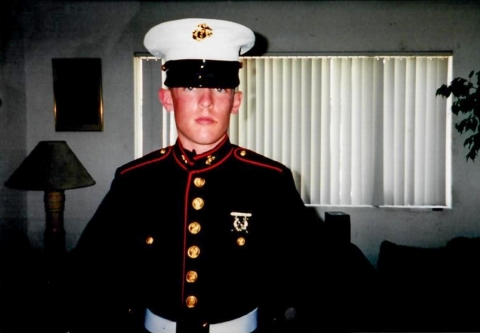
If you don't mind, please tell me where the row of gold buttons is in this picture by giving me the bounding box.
[185,176,206,308]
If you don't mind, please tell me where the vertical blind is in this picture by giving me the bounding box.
[228,56,450,207]
[149,55,450,207]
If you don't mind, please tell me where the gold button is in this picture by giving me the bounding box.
[237,237,246,246]
[160,149,166,154]
[187,245,200,258]
[186,270,198,283]
[194,177,206,187]
[192,197,204,210]
[188,222,201,234]
[240,150,247,156]
[145,236,154,245]
[186,295,198,308]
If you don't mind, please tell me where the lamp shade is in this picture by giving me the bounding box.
[5,141,95,190]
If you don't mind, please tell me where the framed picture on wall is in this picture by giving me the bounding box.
[52,58,104,131]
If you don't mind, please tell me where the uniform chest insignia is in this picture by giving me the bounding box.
[230,212,252,232]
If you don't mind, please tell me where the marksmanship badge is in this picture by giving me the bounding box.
[192,23,213,41]
[230,212,252,232]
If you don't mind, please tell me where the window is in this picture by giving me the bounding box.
[135,55,451,208]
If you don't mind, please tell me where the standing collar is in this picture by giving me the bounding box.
[173,136,233,171]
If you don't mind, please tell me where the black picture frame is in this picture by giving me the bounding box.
[52,58,104,131]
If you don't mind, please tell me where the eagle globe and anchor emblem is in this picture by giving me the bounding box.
[192,23,213,41]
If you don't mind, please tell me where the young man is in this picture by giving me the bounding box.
[67,18,316,333]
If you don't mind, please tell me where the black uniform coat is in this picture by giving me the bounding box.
[67,136,315,333]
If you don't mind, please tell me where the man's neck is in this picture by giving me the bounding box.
[178,135,227,155]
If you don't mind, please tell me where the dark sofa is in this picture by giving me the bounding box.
[298,213,480,333]
[375,236,480,332]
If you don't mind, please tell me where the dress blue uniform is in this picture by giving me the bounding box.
[66,18,317,333]
[68,136,314,333]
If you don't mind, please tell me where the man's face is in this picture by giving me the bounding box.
[159,87,242,154]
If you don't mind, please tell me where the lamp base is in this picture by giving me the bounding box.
[44,190,66,260]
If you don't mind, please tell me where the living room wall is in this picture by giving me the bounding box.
[1,0,480,266]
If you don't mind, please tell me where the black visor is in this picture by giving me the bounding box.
[163,60,241,88]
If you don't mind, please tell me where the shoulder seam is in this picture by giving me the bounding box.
[119,147,171,175]
[233,148,283,173]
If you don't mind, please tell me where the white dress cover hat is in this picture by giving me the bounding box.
[144,18,256,88]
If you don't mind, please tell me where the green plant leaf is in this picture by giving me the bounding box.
[458,96,475,113]
[436,84,451,97]
[466,150,477,162]
[456,120,466,134]
[464,133,480,162]
[452,103,461,115]
[450,78,472,97]
[437,69,480,163]
[465,117,478,133]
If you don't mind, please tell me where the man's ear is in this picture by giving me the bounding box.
[231,91,242,115]
[159,88,174,112]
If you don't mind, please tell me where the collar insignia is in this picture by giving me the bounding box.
[206,155,216,165]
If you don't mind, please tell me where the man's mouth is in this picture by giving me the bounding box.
[196,117,214,124]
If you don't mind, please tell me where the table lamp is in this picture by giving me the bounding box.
[5,141,95,259]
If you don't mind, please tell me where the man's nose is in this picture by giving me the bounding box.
[199,89,213,108]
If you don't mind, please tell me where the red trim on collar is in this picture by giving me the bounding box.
[192,136,228,162]
[173,152,189,170]
[177,143,195,167]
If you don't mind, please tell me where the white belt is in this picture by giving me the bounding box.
[144,307,258,333]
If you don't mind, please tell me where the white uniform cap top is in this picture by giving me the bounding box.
[144,18,255,62]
